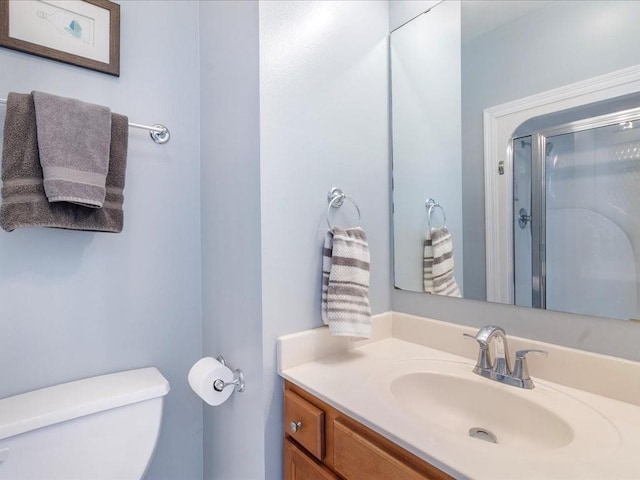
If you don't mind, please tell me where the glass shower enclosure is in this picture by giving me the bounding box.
[513,107,640,320]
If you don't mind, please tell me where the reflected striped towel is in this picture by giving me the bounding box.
[423,230,434,293]
[321,227,372,338]
[423,227,461,297]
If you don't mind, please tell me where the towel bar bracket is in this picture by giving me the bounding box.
[327,187,345,207]
[214,356,245,393]
[426,198,447,230]
[128,122,170,144]
[149,124,170,144]
[326,187,362,230]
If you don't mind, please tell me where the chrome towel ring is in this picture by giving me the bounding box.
[326,187,361,230]
[426,198,447,230]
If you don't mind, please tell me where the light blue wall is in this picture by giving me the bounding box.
[2,2,391,478]
[259,1,391,477]
[199,3,391,478]
[199,2,265,480]
[391,1,463,293]
[392,0,640,362]
[11,3,640,479]
[0,2,203,479]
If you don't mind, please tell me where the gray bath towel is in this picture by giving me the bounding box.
[1,92,128,233]
[322,227,372,338]
[32,91,111,208]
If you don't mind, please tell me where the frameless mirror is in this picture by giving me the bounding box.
[391,0,640,320]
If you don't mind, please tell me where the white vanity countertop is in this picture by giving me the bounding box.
[277,312,640,480]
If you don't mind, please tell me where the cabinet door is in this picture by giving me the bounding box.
[284,389,325,460]
[333,419,430,480]
[285,439,338,480]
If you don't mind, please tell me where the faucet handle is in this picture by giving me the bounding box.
[513,349,548,389]
[516,349,548,359]
[463,333,492,370]
[463,332,487,347]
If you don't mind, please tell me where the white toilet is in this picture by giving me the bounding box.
[0,367,170,480]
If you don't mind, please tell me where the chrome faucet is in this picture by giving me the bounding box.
[463,326,547,389]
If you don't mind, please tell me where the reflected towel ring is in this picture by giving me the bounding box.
[326,187,361,230]
[426,198,447,230]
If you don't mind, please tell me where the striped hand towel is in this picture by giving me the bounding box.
[321,231,333,325]
[321,227,372,338]
[424,227,461,297]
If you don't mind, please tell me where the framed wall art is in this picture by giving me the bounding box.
[0,0,120,76]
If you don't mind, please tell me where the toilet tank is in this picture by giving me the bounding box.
[0,367,170,480]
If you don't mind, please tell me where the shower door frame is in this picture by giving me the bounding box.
[530,133,546,309]
[483,64,640,305]
[514,106,640,309]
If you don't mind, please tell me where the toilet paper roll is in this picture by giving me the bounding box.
[188,357,235,406]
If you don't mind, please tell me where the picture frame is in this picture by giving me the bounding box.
[0,0,120,76]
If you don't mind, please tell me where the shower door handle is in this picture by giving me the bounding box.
[518,208,531,229]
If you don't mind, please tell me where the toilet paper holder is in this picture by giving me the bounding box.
[213,356,245,393]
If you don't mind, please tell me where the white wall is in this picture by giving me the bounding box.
[0,2,203,479]
[199,2,265,479]
[259,1,391,477]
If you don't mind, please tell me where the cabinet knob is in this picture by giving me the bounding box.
[289,420,302,433]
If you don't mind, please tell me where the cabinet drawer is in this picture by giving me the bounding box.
[333,419,429,480]
[284,389,325,460]
[285,439,338,480]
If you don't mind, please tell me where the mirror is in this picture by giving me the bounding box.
[391,0,640,319]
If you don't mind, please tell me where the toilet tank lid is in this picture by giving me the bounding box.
[0,367,170,441]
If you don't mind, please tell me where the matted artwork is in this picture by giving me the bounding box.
[0,0,120,76]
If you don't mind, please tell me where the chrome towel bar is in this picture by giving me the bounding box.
[0,96,170,144]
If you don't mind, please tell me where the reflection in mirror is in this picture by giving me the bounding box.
[390,0,640,321]
[391,1,462,295]
[513,104,640,320]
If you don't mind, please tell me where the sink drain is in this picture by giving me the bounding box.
[469,427,497,444]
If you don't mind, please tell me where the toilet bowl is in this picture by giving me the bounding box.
[0,367,170,480]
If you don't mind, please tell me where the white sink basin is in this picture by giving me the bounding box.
[380,359,620,455]
[279,321,640,479]
[391,371,573,450]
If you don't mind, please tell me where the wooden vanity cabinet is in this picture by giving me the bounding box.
[285,439,339,480]
[283,381,453,480]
